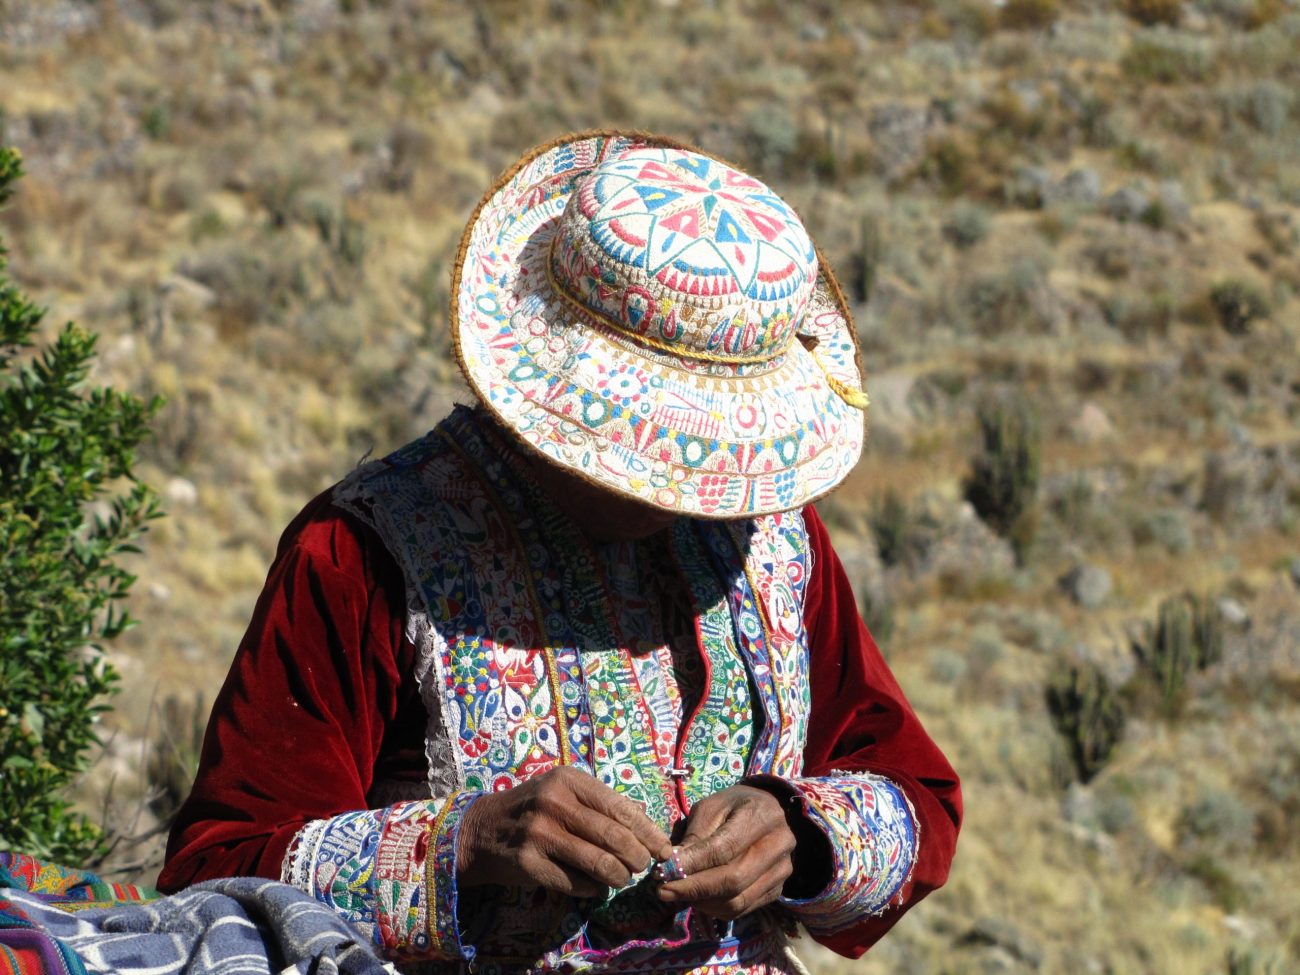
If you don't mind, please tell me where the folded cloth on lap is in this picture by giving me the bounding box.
[1,854,392,975]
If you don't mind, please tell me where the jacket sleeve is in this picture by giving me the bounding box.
[158,492,485,962]
[774,505,962,957]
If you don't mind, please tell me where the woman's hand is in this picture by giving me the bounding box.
[655,784,798,920]
[457,766,674,897]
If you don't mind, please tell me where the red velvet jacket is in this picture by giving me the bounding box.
[160,494,960,958]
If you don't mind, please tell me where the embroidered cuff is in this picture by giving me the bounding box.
[776,773,919,934]
[280,791,482,962]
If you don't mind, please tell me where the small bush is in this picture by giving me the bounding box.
[1216,80,1296,138]
[1121,36,1219,85]
[1107,291,1175,339]
[1131,508,1193,554]
[1046,661,1126,783]
[1182,785,1256,854]
[1227,946,1285,975]
[860,586,897,650]
[1207,0,1288,29]
[963,395,1042,551]
[870,489,911,567]
[921,134,977,196]
[1209,279,1271,334]
[145,692,206,827]
[942,201,992,249]
[1123,0,1183,26]
[1,147,162,862]
[999,0,1061,30]
[959,258,1056,335]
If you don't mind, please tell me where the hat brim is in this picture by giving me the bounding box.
[451,130,867,519]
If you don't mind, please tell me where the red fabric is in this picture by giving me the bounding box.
[158,490,425,885]
[799,507,962,956]
[159,499,961,958]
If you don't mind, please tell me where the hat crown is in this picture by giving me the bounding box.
[549,148,818,362]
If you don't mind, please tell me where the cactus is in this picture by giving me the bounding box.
[963,395,1041,554]
[1133,594,1226,713]
[1209,279,1270,335]
[870,488,910,567]
[1046,661,1126,783]
[1136,596,1196,708]
[852,212,883,304]
[1227,946,1282,975]
[1190,594,1225,669]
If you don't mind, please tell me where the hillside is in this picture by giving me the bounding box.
[1,0,1298,971]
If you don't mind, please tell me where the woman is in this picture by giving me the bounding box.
[160,131,962,972]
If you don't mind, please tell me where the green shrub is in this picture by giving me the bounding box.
[144,692,206,827]
[1131,508,1193,554]
[1209,279,1271,334]
[959,259,1055,335]
[1182,785,1255,854]
[1227,946,1284,975]
[0,147,162,862]
[859,585,897,651]
[1046,661,1126,783]
[942,201,992,249]
[1121,36,1219,85]
[870,488,911,567]
[963,395,1041,552]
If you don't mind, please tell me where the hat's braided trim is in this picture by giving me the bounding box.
[543,233,797,366]
[821,369,870,410]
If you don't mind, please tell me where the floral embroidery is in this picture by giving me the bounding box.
[781,774,919,930]
[315,407,918,972]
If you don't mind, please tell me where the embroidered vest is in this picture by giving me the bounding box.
[334,406,814,969]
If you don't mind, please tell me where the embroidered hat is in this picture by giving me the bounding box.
[451,130,868,518]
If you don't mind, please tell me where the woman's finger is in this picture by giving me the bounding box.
[659,828,795,905]
[695,875,789,921]
[572,773,674,862]
[543,829,636,889]
[561,801,660,874]
[521,850,609,898]
[673,794,787,877]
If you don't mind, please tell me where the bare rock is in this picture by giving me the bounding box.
[1060,564,1112,609]
[1217,597,1250,629]
[900,496,1017,589]
[959,918,1044,970]
[1070,401,1116,444]
[836,534,886,613]
[868,102,938,182]
[1104,185,1150,223]
[161,275,218,316]
[865,371,917,423]
[165,476,199,507]
[1059,167,1101,205]
[0,0,98,46]
[1008,165,1056,209]
[1157,180,1190,223]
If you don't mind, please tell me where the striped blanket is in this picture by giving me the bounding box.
[0,854,393,975]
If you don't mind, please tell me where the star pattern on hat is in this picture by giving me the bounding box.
[585,153,816,301]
